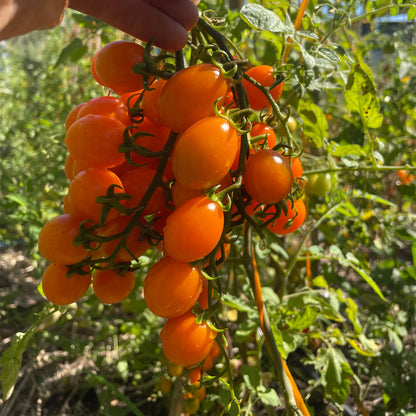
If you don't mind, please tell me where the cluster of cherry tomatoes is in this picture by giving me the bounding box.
[38,40,307,407]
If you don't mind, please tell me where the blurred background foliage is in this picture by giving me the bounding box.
[0,1,415,415]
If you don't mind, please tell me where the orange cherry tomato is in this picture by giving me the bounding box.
[243,149,294,204]
[266,198,306,235]
[41,264,91,306]
[142,78,167,126]
[96,215,150,262]
[65,102,86,131]
[160,311,216,367]
[92,41,145,95]
[38,214,91,265]
[65,114,126,169]
[93,269,136,304]
[120,166,167,215]
[144,256,203,318]
[172,116,238,190]
[158,63,230,132]
[242,65,284,110]
[163,196,224,262]
[67,168,125,224]
[76,96,131,126]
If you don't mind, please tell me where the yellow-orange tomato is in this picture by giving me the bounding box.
[76,96,131,126]
[144,256,203,318]
[243,149,294,204]
[93,269,136,304]
[65,102,86,131]
[267,198,306,235]
[64,153,75,180]
[67,168,125,224]
[65,114,126,169]
[160,311,216,367]
[41,264,91,305]
[163,196,224,262]
[38,214,90,265]
[120,167,168,215]
[242,65,284,110]
[158,63,230,132]
[92,41,145,95]
[141,78,167,126]
[172,116,238,190]
[96,215,150,262]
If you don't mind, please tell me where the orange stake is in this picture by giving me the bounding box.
[283,0,310,63]
[251,246,310,416]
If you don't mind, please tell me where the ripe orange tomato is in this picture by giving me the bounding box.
[172,116,238,190]
[163,196,224,262]
[243,149,294,204]
[266,198,306,235]
[158,63,230,132]
[65,114,126,169]
[76,96,131,126]
[120,167,167,215]
[92,41,145,95]
[67,168,125,224]
[290,157,303,178]
[160,311,216,367]
[242,65,284,110]
[65,102,86,130]
[38,214,91,265]
[128,117,170,169]
[96,215,150,262]
[64,154,75,180]
[92,269,136,304]
[41,264,91,305]
[144,256,203,318]
[142,78,167,126]
[250,122,277,150]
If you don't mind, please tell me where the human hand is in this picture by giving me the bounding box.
[0,0,200,52]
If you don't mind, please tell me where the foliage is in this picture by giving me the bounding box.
[1,1,415,416]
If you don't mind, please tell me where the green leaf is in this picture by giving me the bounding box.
[349,262,386,301]
[298,99,328,148]
[408,5,416,20]
[54,38,88,68]
[328,142,366,157]
[5,194,28,207]
[240,4,292,33]
[317,347,353,404]
[298,43,315,68]
[221,293,255,314]
[344,63,383,129]
[242,365,260,390]
[412,242,416,268]
[257,385,281,407]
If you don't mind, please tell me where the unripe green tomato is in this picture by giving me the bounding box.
[276,116,297,137]
[286,116,297,133]
[306,173,332,197]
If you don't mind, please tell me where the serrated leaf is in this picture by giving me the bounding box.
[298,99,328,148]
[344,63,383,129]
[221,293,255,314]
[318,347,353,404]
[328,141,366,157]
[298,43,315,68]
[257,385,281,406]
[240,4,291,33]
